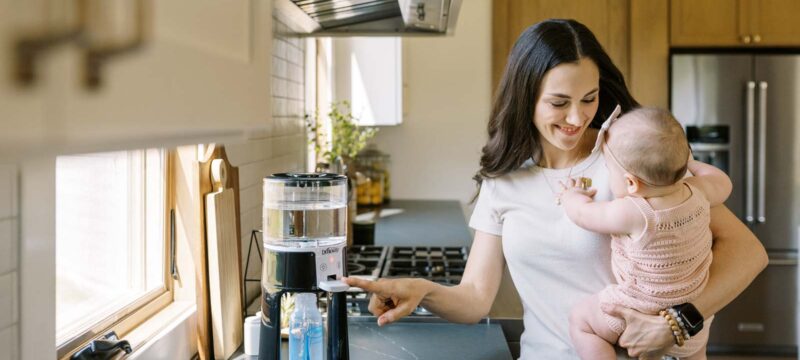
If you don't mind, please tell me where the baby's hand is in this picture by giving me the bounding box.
[559,177,597,205]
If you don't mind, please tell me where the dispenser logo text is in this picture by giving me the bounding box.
[321,247,339,255]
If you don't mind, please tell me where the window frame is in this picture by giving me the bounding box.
[56,149,176,360]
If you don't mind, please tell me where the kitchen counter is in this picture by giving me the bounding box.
[229,317,513,360]
[368,199,473,247]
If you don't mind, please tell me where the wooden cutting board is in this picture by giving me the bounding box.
[205,159,243,359]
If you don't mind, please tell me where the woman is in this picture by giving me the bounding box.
[344,19,767,359]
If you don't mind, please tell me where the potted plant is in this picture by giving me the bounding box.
[307,101,378,171]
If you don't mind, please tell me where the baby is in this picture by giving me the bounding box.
[560,106,732,360]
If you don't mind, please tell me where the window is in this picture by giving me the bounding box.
[55,148,172,355]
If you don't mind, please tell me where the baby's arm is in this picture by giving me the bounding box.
[560,181,644,236]
[684,159,733,206]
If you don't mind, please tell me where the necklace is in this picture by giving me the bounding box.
[542,165,578,205]
[539,148,587,205]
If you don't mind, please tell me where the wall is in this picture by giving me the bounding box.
[0,165,18,360]
[371,0,491,209]
[224,14,307,308]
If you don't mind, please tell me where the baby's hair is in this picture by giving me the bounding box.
[609,107,690,186]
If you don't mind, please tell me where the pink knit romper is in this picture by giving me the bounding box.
[598,183,714,357]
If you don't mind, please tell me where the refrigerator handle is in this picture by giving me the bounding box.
[745,81,756,224]
[757,81,768,224]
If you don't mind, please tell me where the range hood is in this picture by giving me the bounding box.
[274,0,462,36]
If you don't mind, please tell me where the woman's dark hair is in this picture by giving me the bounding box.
[474,19,639,187]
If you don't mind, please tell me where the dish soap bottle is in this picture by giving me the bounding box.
[289,293,323,360]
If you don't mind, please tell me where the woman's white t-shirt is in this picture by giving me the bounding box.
[470,151,624,359]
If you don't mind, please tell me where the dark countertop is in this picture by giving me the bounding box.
[230,317,513,360]
[368,199,473,247]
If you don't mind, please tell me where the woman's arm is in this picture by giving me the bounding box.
[692,204,768,317]
[606,204,768,358]
[344,230,505,325]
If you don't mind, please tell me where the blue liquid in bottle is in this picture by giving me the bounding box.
[289,293,323,360]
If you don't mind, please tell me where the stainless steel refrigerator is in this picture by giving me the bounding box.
[671,53,800,356]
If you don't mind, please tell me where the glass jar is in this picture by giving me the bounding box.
[356,169,384,206]
[356,145,391,204]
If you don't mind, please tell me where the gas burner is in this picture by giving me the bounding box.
[346,245,388,278]
[382,246,470,286]
[347,262,367,275]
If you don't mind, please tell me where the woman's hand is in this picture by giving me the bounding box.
[601,303,674,359]
[343,277,434,326]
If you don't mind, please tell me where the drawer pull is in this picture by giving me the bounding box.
[737,323,765,332]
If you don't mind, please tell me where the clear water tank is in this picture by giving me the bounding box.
[262,173,348,249]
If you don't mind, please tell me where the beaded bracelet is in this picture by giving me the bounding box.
[667,307,691,341]
[659,310,686,347]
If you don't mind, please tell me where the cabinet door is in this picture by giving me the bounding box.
[670,0,747,46]
[492,0,629,89]
[748,0,800,46]
[49,0,272,155]
[0,0,52,159]
[333,37,402,126]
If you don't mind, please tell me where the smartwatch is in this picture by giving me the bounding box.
[671,303,704,337]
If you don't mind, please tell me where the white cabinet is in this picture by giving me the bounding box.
[1,0,273,158]
[333,37,403,126]
[0,0,51,158]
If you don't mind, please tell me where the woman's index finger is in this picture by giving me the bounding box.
[342,276,382,293]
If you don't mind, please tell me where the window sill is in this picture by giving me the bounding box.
[126,300,197,360]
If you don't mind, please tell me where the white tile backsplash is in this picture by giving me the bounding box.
[227,10,307,307]
[0,220,16,274]
[0,164,16,360]
[0,165,17,219]
[0,272,18,329]
[0,325,18,360]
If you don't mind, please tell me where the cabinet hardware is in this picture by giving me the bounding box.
[757,81,767,224]
[753,34,762,43]
[742,35,752,44]
[83,0,148,88]
[14,0,86,85]
[745,81,755,223]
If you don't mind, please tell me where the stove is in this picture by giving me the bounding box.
[346,245,388,278]
[344,245,470,316]
[381,246,468,285]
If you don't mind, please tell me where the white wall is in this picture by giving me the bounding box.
[0,164,19,360]
[217,14,307,309]
[371,0,491,208]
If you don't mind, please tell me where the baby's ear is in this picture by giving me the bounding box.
[624,173,641,195]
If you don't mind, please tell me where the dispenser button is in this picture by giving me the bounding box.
[320,280,349,293]
[319,263,328,272]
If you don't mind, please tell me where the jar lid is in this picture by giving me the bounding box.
[265,173,346,187]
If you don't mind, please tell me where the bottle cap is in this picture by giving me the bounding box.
[295,293,318,306]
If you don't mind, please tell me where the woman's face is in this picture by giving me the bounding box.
[533,57,600,152]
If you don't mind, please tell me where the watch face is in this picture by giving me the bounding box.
[676,303,704,329]
[683,313,702,328]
